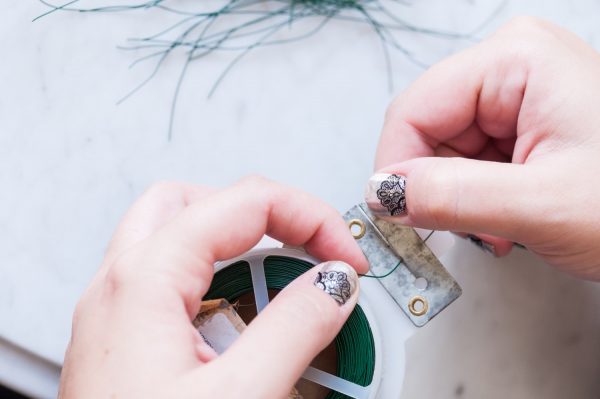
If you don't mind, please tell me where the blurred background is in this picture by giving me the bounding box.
[1,1,599,398]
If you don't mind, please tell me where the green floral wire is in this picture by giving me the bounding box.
[359,259,402,279]
[35,0,492,139]
[204,255,376,399]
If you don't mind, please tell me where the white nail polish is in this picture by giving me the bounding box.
[365,173,407,217]
[313,261,357,306]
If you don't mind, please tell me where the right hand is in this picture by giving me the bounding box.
[367,17,600,281]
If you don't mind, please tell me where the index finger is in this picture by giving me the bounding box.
[114,175,369,316]
[103,182,215,267]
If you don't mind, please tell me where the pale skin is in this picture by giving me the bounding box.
[59,177,368,399]
[61,17,599,399]
[377,16,600,281]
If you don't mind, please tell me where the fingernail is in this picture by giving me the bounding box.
[467,234,496,255]
[365,173,407,217]
[513,242,527,250]
[313,261,358,306]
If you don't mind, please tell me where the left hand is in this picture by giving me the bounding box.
[59,177,368,399]
[367,17,600,280]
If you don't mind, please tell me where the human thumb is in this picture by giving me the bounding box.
[365,157,551,244]
[199,261,360,399]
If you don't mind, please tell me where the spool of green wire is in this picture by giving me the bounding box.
[204,255,376,399]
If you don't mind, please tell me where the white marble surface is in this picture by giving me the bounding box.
[1,0,599,397]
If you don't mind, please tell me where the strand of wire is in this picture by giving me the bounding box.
[359,228,437,278]
[35,0,504,138]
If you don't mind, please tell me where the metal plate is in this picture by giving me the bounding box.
[343,204,462,327]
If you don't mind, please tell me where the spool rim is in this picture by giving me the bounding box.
[214,248,399,399]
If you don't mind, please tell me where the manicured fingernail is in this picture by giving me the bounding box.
[365,173,407,217]
[467,234,496,255]
[314,261,357,306]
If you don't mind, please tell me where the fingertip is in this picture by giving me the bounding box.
[334,209,370,274]
[195,341,218,363]
[305,233,369,275]
[295,260,360,310]
[338,219,370,274]
[303,213,370,274]
[464,233,513,257]
[478,234,513,257]
[353,251,370,274]
[335,230,370,274]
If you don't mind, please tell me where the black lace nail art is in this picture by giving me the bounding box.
[314,262,356,305]
[376,174,407,216]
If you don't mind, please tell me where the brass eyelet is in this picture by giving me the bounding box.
[348,219,366,239]
[408,295,428,316]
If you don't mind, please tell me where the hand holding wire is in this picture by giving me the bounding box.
[59,177,367,399]
[371,17,600,281]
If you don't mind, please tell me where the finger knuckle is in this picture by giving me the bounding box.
[70,284,100,331]
[103,253,139,295]
[239,174,272,188]
[238,174,280,208]
[499,16,557,44]
[71,296,89,328]
[505,15,544,30]
[384,96,402,123]
[145,180,181,197]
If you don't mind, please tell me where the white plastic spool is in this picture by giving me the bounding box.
[214,247,418,399]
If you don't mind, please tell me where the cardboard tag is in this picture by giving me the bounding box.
[193,299,246,354]
[193,299,303,399]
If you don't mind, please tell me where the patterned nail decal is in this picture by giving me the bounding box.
[314,261,357,306]
[365,173,407,217]
[467,235,495,255]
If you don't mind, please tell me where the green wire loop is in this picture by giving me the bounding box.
[204,255,376,399]
[359,259,402,279]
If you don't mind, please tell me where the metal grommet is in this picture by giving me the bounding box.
[348,219,366,239]
[408,295,428,316]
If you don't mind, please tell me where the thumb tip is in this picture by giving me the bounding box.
[314,261,359,307]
